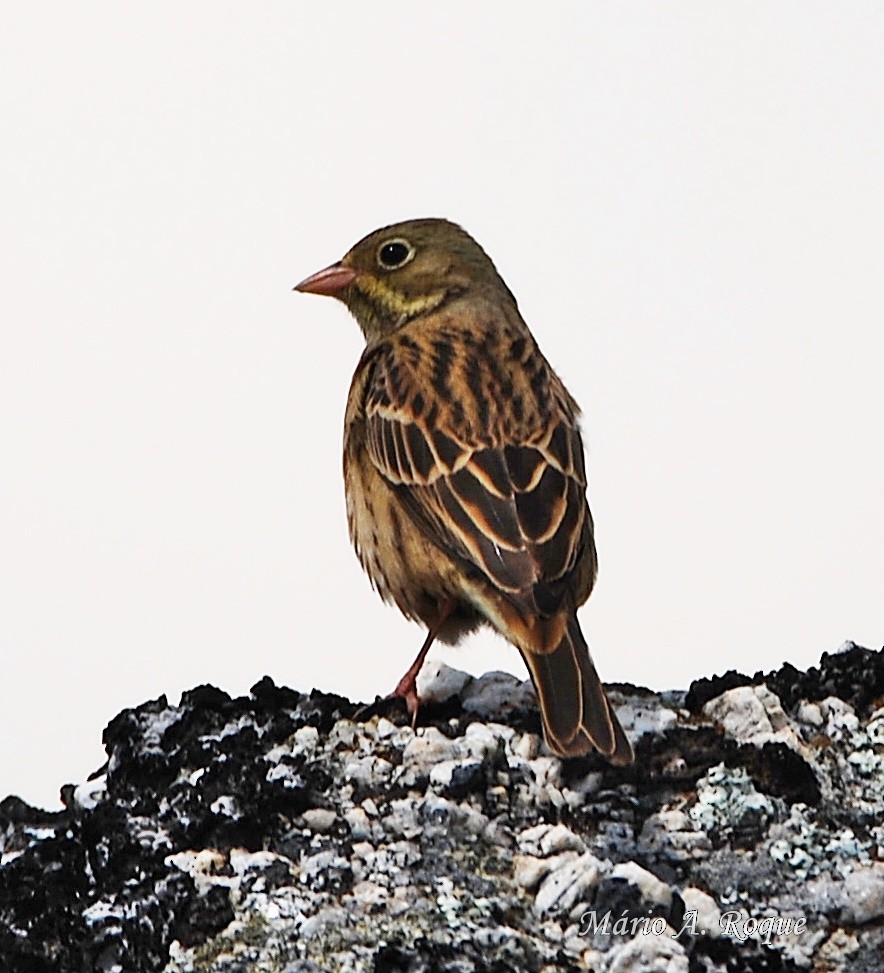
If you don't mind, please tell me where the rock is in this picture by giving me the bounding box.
[533,852,603,916]
[416,660,473,703]
[609,861,672,909]
[429,758,486,797]
[401,726,460,768]
[300,808,337,833]
[342,807,372,841]
[512,853,551,890]
[702,684,797,748]
[840,865,884,925]
[804,863,884,926]
[796,701,824,727]
[460,670,537,723]
[1,645,883,971]
[615,694,679,742]
[680,886,721,937]
[689,763,777,844]
[639,808,712,862]
[606,931,689,973]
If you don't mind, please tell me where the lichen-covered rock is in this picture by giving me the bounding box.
[1,646,882,972]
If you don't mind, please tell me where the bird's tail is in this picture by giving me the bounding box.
[520,615,634,763]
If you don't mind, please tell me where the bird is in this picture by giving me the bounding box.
[294,218,633,763]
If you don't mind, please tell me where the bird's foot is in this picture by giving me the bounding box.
[389,672,421,729]
[353,599,453,730]
[351,678,420,727]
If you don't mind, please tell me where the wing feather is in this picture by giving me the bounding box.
[363,334,592,621]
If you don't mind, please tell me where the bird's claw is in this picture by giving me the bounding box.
[352,680,421,729]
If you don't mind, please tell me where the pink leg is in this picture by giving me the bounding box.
[389,599,454,727]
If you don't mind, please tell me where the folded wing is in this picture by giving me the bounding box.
[362,332,593,625]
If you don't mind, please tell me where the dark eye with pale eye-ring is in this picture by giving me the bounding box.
[377,239,414,270]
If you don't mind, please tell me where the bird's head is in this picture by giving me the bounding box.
[294,218,515,342]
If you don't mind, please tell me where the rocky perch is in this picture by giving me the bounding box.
[2,643,884,973]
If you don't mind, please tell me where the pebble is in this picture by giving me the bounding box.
[460,670,535,719]
[402,727,461,768]
[606,930,688,973]
[343,807,372,840]
[639,809,712,862]
[343,755,393,787]
[416,660,473,702]
[534,852,602,916]
[702,684,794,747]
[301,808,336,833]
[796,701,824,727]
[839,864,884,925]
[610,861,672,909]
[429,758,484,793]
[72,776,107,811]
[539,824,586,857]
[680,887,721,937]
[513,854,551,891]
[821,697,861,740]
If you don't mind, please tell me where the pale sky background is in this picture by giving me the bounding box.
[2,4,882,809]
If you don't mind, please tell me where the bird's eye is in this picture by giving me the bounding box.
[377,238,414,270]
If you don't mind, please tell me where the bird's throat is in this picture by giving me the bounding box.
[348,276,447,341]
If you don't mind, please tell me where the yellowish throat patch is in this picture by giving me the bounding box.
[355,275,446,323]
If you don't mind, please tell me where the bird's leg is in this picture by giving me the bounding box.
[389,599,454,727]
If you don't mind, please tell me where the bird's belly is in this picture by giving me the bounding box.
[344,449,464,626]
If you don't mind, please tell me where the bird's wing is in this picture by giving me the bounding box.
[362,327,594,624]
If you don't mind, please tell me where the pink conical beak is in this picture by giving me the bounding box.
[293,263,358,296]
